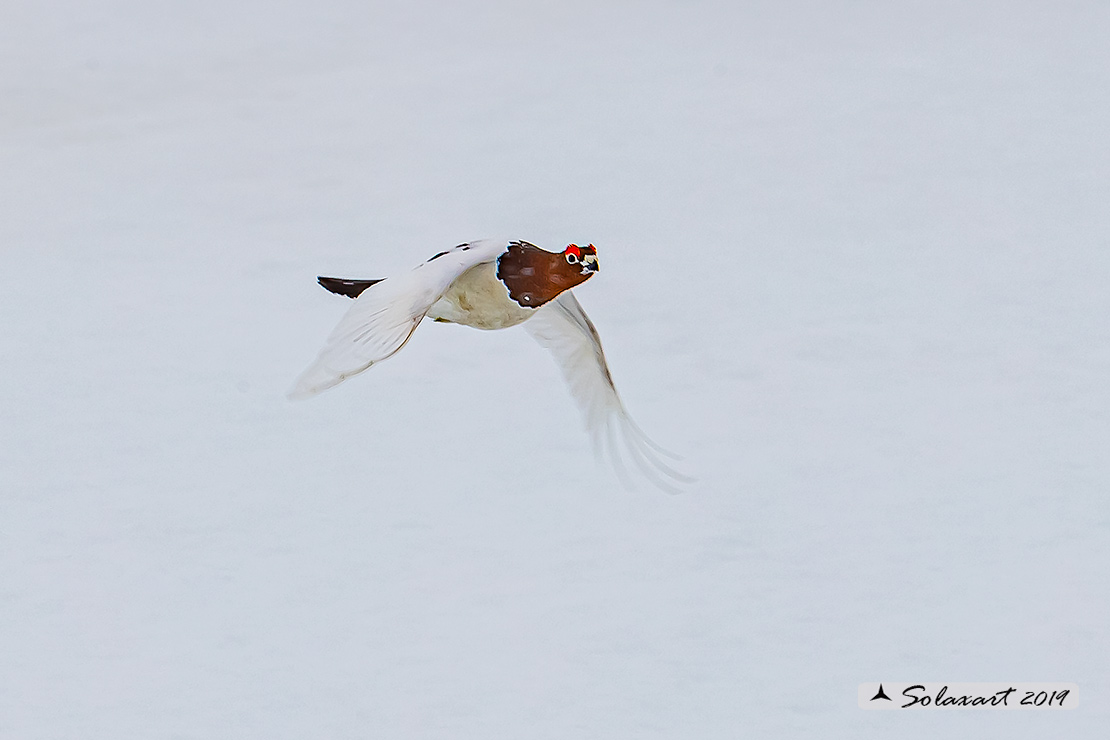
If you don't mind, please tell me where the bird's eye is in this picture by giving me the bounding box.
[565,253,579,264]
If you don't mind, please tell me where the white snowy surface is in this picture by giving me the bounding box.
[2,1,1108,737]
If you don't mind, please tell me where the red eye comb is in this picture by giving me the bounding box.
[565,244,582,258]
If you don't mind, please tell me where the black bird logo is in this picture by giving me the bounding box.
[871,684,892,701]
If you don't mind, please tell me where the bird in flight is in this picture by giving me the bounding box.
[290,238,689,492]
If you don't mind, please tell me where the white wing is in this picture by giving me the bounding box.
[524,292,692,493]
[289,239,507,398]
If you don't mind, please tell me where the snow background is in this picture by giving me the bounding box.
[2,0,1108,737]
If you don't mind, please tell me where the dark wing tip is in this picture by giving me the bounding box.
[317,276,384,299]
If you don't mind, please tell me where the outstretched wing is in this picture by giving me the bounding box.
[524,292,692,493]
[289,240,506,399]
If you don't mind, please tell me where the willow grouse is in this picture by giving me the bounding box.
[290,238,688,491]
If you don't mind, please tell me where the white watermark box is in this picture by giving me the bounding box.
[858,683,1078,710]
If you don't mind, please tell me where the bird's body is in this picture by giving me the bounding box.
[428,261,535,329]
[291,238,688,491]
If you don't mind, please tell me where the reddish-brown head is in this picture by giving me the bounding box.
[497,241,600,308]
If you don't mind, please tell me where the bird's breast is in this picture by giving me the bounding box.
[427,262,536,330]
